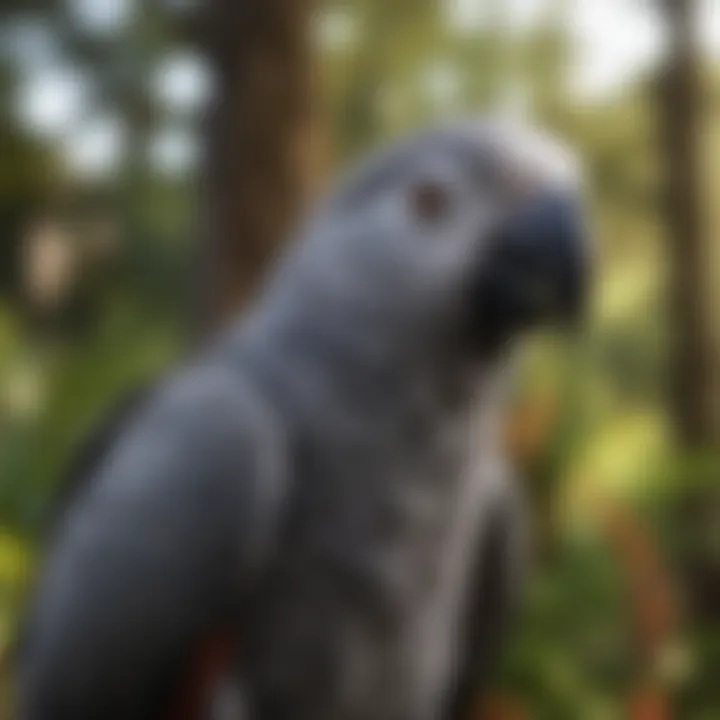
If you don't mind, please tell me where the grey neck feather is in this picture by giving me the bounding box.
[217,254,513,441]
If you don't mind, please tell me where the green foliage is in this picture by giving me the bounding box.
[501,528,635,719]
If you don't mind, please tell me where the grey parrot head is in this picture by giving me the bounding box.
[257,118,591,360]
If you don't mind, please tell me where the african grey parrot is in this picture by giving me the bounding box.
[18,118,589,720]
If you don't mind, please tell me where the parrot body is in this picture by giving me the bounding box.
[240,336,520,720]
[19,119,587,720]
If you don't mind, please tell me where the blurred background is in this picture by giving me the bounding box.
[0,0,719,717]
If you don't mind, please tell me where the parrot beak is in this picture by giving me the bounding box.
[523,191,590,329]
[470,190,591,349]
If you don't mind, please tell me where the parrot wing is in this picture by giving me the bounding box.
[19,363,288,720]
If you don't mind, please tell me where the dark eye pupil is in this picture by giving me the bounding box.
[411,181,450,222]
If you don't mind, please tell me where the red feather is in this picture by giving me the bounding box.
[167,633,234,720]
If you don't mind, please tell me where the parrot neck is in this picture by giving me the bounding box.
[226,287,510,435]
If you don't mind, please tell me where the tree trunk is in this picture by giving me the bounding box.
[198,0,322,341]
[658,0,716,446]
[658,0,720,626]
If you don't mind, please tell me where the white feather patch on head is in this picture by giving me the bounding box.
[491,119,581,191]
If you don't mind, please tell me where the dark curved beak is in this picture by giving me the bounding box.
[472,191,591,348]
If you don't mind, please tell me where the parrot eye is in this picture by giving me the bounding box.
[409,180,452,223]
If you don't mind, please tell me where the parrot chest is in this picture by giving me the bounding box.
[246,388,500,720]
